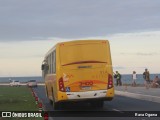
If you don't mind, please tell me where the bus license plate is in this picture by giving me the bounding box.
[81,86,91,90]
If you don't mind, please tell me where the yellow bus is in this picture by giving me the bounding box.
[41,40,114,109]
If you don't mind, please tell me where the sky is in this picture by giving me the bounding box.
[0,0,160,76]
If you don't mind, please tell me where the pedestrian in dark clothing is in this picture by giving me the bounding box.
[143,69,150,89]
[114,71,122,86]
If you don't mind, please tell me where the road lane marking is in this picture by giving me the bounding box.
[112,109,124,113]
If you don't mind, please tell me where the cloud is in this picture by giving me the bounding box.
[120,52,158,56]
[0,54,44,59]
[136,52,157,56]
[0,0,160,41]
[113,66,126,69]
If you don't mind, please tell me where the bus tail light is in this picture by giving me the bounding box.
[102,41,107,44]
[108,74,113,89]
[60,43,64,46]
[59,78,65,92]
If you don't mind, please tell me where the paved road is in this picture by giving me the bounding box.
[33,86,160,120]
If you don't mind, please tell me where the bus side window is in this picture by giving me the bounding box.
[53,50,56,73]
[45,64,49,71]
[48,54,51,74]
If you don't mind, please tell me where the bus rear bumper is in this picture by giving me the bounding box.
[66,90,107,100]
[57,90,114,102]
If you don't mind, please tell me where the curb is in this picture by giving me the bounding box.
[115,90,160,104]
[30,88,53,120]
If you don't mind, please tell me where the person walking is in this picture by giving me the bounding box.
[132,71,137,87]
[114,71,122,86]
[143,69,150,89]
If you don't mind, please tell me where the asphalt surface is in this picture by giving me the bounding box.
[33,86,160,120]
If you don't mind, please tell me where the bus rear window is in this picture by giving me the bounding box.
[60,43,108,66]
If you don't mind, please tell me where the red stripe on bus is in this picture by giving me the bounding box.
[62,61,107,66]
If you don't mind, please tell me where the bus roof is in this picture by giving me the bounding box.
[44,40,109,58]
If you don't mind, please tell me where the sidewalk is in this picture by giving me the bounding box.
[115,86,160,103]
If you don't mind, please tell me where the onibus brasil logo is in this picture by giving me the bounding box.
[1,112,42,118]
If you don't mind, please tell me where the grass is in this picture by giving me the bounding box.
[0,86,43,120]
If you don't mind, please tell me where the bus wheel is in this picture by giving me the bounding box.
[49,99,53,105]
[46,87,48,97]
[91,101,104,108]
[53,101,60,110]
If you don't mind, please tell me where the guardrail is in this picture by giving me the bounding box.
[0,83,45,86]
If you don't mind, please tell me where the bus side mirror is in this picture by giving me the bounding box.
[41,64,45,70]
[41,64,49,71]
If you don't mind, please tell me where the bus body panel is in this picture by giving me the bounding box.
[43,40,114,103]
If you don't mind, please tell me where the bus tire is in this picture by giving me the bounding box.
[49,99,53,105]
[45,86,48,97]
[53,101,60,110]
